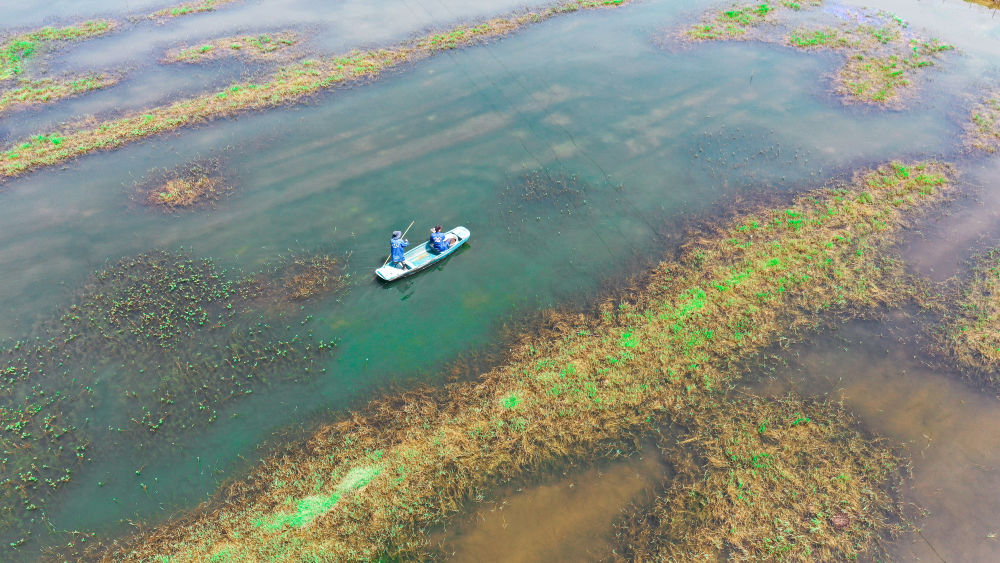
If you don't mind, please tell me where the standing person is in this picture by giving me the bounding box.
[390,230,410,269]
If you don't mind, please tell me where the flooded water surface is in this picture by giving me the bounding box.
[3,0,1000,559]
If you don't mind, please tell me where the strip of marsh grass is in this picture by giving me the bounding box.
[612,395,905,561]
[0,0,632,180]
[939,248,1000,387]
[0,74,118,113]
[0,20,115,80]
[165,32,298,63]
[148,0,242,19]
[82,162,951,562]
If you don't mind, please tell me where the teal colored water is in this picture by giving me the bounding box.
[2,0,1000,559]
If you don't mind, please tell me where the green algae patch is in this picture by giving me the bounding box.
[965,92,1000,152]
[612,395,905,561]
[939,249,1000,387]
[165,32,298,63]
[0,0,635,181]
[0,20,115,80]
[84,162,951,562]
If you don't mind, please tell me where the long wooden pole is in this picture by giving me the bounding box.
[382,220,415,267]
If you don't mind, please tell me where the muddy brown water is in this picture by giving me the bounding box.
[437,446,666,562]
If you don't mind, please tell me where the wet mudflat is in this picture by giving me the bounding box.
[3,0,1000,560]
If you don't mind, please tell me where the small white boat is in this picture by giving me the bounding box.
[375,226,470,282]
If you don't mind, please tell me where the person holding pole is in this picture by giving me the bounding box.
[387,221,415,269]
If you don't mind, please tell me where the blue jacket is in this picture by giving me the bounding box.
[390,238,409,262]
[430,231,449,253]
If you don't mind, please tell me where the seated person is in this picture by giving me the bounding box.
[429,225,456,253]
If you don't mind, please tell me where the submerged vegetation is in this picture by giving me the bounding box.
[83,161,950,561]
[684,2,954,106]
[0,0,633,180]
[939,249,1000,388]
[613,395,904,561]
[965,92,1000,152]
[165,33,298,63]
[139,158,233,210]
[277,254,350,302]
[0,250,344,548]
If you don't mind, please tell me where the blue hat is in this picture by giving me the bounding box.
[392,231,402,239]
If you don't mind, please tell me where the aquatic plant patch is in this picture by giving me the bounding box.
[682,3,954,107]
[938,249,1000,388]
[165,32,298,63]
[139,158,233,210]
[612,395,904,561]
[149,0,242,19]
[0,0,636,180]
[276,254,350,301]
[82,162,951,561]
[0,74,119,114]
[0,20,115,80]
[685,1,818,42]
[0,250,339,548]
[965,92,1000,152]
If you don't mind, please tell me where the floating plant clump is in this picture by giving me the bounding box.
[278,254,349,301]
[138,158,234,210]
[0,249,341,546]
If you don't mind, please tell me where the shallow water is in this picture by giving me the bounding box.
[439,447,666,562]
[749,318,1000,562]
[3,0,1000,558]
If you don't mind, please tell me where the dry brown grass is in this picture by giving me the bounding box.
[73,161,950,562]
[0,0,633,180]
[613,395,905,561]
[165,32,299,63]
[139,158,232,210]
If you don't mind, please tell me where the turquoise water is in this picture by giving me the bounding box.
[1,0,999,558]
